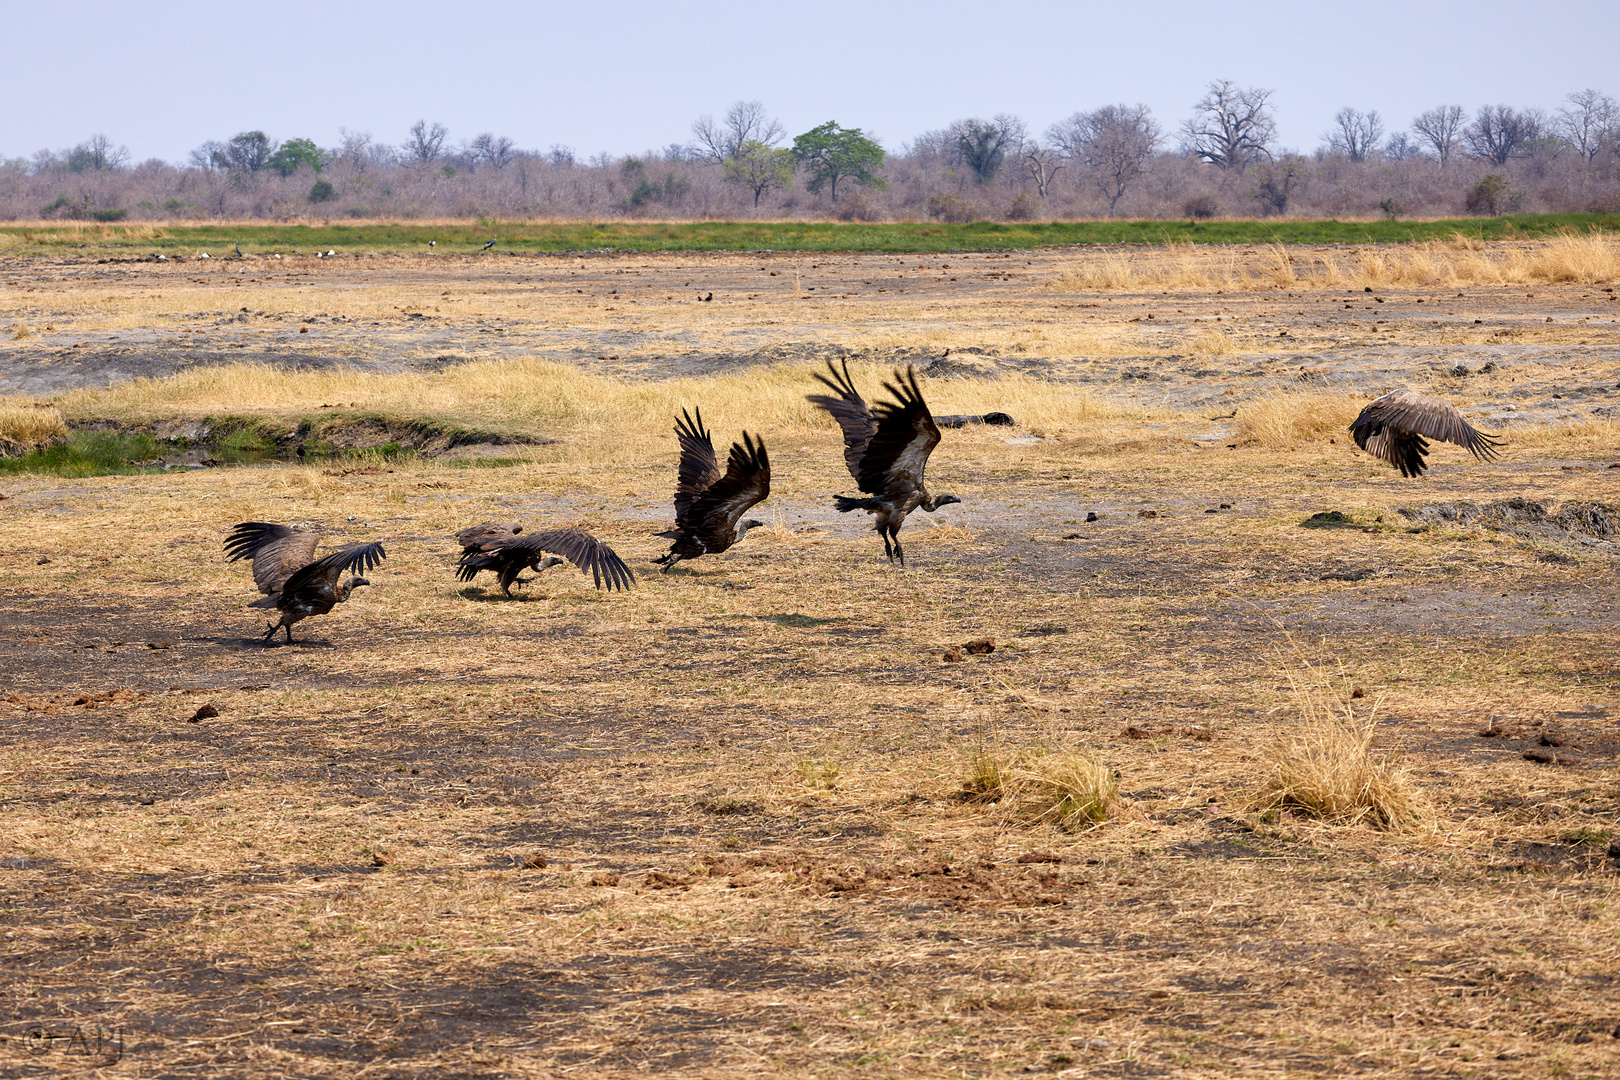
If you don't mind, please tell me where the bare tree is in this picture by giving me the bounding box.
[67,133,129,172]
[1180,81,1276,170]
[1557,89,1618,163]
[1324,108,1384,161]
[405,120,448,166]
[1464,105,1538,166]
[469,133,516,171]
[1051,104,1161,214]
[1411,106,1465,167]
[692,101,785,162]
[547,144,576,167]
[1250,154,1310,215]
[1019,142,1064,199]
[335,129,376,172]
[216,131,272,173]
[944,115,1026,184]
[187,141,224,171]
[1383,131,1420,161]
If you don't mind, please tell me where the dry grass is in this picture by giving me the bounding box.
[1254,657,1429,832]
[1234,391,1364,448]
[0,398,67,448]
[965,748,1125,830]
[1044,232,1619,291]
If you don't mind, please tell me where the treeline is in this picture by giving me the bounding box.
[4,86,1618,223]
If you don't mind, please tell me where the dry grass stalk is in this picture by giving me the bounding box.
[10,319,30,340]
[965,748,1124,830]
[1234,391,1363,448]
[1256,659,1428,832]
[0,399,68,448]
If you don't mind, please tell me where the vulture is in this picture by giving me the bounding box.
[453,521,635,596]
[654,408,771,572]
[224,522,385,643]
[808,361,960,566]
[1350,390,1503,477]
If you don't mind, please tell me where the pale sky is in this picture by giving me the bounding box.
[6,0,1616,163]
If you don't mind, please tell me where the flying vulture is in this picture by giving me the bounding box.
[1350,390,1503,477]
[454,521,635,595]
[224,522,385,643]
[808,361,960,566]
[654,408,771,572]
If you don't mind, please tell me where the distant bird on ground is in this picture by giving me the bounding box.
[808,361,960,566]
[234,240,243,257]
[199,252,210,259]
[698,291,713,301]
[1350,390,1504,477]
[481,237,497,251]
[428,239,437,249]
[454,521,634,596]
[224,522,385,643]
[655,408,771,572]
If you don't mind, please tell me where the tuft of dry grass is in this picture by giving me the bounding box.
[1255,658,1428,832]
[1234,391,1363,448]
[965,748,1125,830]
[0,399,68,449]
[10,319,31,340]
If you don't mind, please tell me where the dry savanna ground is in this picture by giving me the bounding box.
[2,236,1620,1078]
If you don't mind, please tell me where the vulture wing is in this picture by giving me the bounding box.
[1351,391,1503,477]
[672,408,723,523]
[862,366,942,498]
[275,542,387,603]
[806,359,876,483]
[690,432,770,550]
[224,521,320,595]
[454,521,523,554]
[489,528,636,592]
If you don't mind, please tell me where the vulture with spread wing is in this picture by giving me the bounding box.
[808,361,959,566]
[224,522,385,643]
[1350,390,1503,477]
[454,522,634,596]
[654,407,771,572]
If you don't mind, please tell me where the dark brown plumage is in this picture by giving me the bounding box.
[655,407,771,572]
[1350,390,1503,477]
[808,361,959,565]
[455,526,635,596]
[224,522,385,643]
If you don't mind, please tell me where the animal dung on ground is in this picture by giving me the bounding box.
[588,872,620,887]
[521,853,548,870]
[964,638,995,654]
[941,646,964,663]
[1137,509,1158,519]
[188,703,219,723]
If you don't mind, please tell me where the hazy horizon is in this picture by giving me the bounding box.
[6,0,1616,164]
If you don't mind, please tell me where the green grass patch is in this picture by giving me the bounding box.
[0,431,162,477]
[4,215,1616,256]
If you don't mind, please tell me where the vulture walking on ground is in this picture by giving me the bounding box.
[224,522,386,643]
[808,361,960,566]
[454,521,635,595]
[1350,390,1503,477]
[654,408,771,572]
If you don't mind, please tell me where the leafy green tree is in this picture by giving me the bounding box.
[269,138,327,177]
[724,140,795,207]
[216,131,273,173]
[791,122,886,203]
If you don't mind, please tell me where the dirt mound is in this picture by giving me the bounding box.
[1400,497,1620,547]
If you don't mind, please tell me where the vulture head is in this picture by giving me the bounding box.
[338,576,371,600]
[736,519,766,540]
[924,494,962,512]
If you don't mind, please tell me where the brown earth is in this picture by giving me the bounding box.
[1,246,1619,1078]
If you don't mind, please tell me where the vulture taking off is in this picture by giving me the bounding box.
[808,361,960,566]
[454,521,635,596]
[1350,390,1503,477]
[654,408,771,572]
[224,522,386,643]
